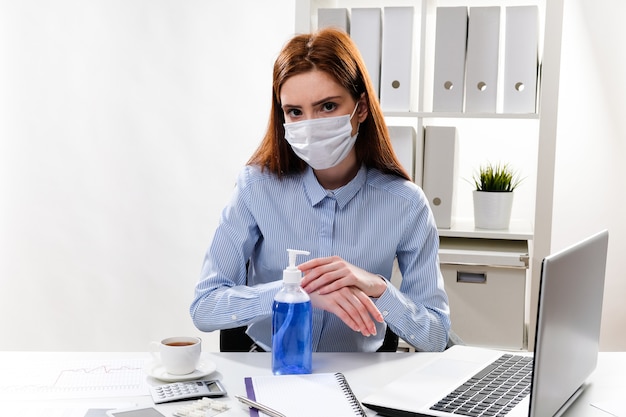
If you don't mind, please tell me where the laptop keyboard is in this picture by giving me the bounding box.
[429,354,533,417]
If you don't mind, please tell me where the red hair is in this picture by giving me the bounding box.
[247,28,410,181]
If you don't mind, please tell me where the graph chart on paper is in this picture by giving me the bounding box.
[0,358,151,400]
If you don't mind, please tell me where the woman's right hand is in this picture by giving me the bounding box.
[308,286,383,337]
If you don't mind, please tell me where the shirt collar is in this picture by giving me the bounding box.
[303,164,367,209]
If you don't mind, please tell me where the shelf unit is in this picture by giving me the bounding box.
[384,111,539,119]
[295,0,564,350]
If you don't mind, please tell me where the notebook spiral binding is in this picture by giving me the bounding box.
[335,372,367,416]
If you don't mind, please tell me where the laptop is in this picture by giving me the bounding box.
[362,229,609,417]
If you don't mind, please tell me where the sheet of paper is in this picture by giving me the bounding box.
[2,402,135,417]
[0,358,150,400]
[592,401,626,416]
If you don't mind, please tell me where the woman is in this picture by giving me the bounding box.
[190,28,450,352]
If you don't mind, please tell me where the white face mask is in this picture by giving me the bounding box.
[284,103,359,170]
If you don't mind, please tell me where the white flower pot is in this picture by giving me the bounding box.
[473,190,514,230]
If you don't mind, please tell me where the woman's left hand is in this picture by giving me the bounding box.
[308,287,382,336]
[299,256,388,299]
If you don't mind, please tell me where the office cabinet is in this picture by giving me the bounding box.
[295,0,563,350]
[439,234,529,350]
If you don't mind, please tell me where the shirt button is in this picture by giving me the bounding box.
[409,335,415,340]
[231,314,237,320]
[382,311,389,317]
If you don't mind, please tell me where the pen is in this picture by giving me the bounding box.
[235,394,287,417]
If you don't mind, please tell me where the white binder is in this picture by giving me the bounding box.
[318,8,350,32]
[503,6,539,113]
[380,7,414,112]
[422,126,458,229]
[432,7,468,113]
[388,126,416,181]
[464,7,500,113]
[350,8,382,98]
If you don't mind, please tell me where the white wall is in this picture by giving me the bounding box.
[0,0,294,351]
[1,0,624,353]
[551,0,626,351]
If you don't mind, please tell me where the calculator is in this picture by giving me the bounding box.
[149,379,227,404]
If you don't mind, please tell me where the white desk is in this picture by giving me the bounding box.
[0,351,624,416]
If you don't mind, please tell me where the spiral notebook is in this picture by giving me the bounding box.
[243,372,366,416]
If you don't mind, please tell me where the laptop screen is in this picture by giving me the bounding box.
[529,230,608,416]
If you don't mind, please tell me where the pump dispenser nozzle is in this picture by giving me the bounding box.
[283,249,310,284]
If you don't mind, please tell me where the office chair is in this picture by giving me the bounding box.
[219,326,463,352]
[219,326,256,352]
[220,325,399,352]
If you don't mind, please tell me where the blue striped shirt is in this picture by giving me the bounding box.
[190,164,450,352]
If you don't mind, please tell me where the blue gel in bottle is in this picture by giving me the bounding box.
[272,249,312,375]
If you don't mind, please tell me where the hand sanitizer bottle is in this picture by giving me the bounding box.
[272,249,312,375]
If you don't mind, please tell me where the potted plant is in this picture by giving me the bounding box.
[471,162,523,229]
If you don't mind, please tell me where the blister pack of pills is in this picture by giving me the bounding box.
[173,397,230,417]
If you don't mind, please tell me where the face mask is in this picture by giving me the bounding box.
[284,103,359,170]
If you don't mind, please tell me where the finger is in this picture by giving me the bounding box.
[354,290,384,323]
[298,256,333,272]
[303,270,346,293]
[310,292,362,332]
[313,289,371,335]
[309,288,379,336]
[339,288,378,336]
[302,263,349,292]
[300,258,335,287]
[316,272,356,294]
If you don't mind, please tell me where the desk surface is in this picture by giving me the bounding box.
[0,350,623,417]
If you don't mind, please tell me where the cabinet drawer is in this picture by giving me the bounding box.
[439,237,529,268]
[441,263,526,350]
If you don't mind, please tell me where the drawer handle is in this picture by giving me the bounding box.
[457,271,487,284]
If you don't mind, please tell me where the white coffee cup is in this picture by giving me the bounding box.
[151,336,202,375]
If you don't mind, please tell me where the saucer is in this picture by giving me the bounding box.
[144,360,217,382]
